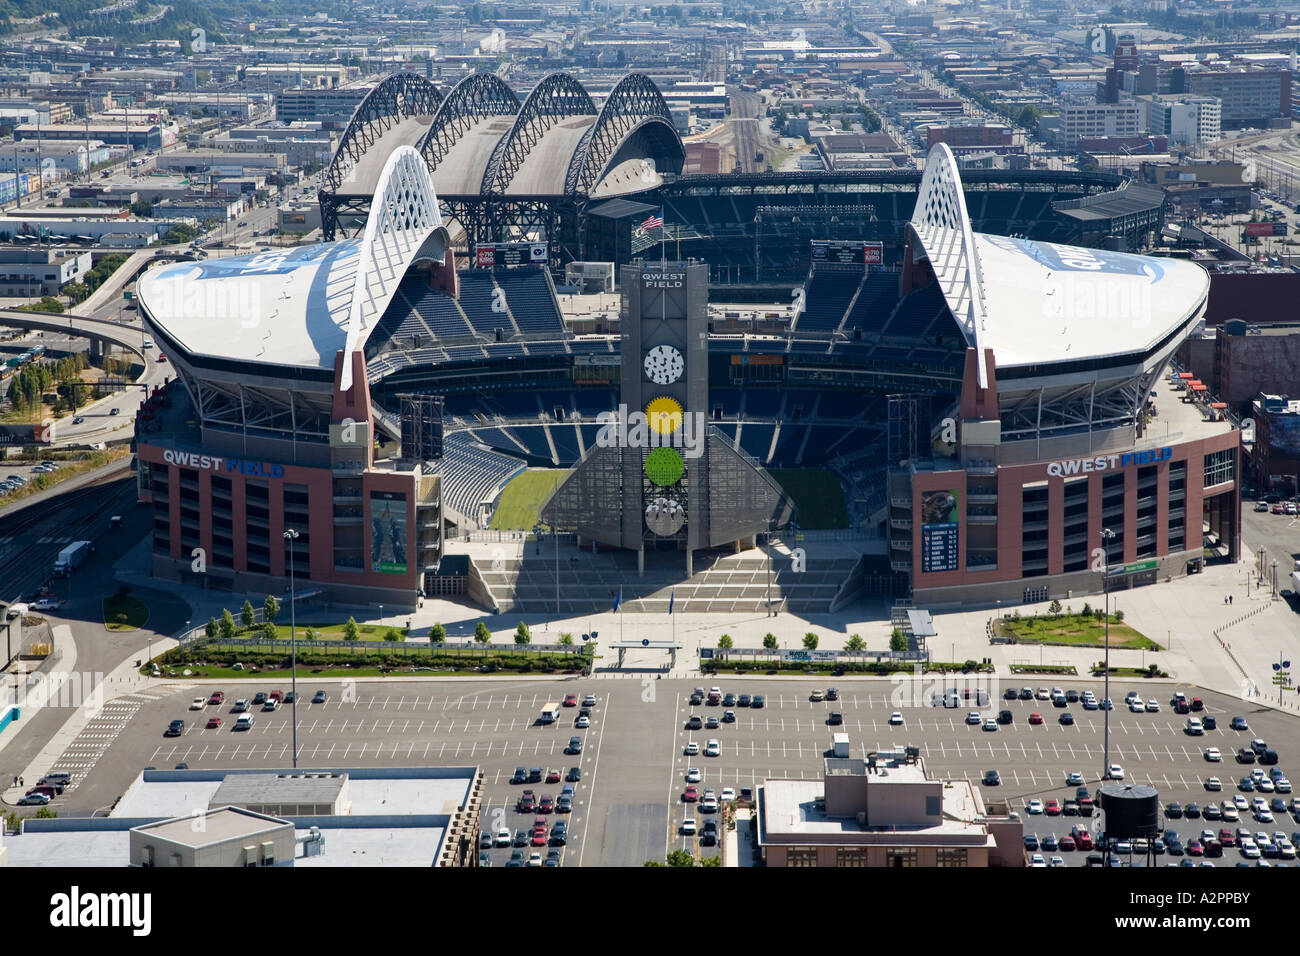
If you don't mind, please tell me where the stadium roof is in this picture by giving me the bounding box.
[908,143,1205,373]
[140,146,449,378]
[1053,183,1166,222]
[324,70,685,203]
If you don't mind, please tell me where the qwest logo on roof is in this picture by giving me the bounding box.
[158,243,346,281]
[985,235,1164,282]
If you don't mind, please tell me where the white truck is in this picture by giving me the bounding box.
[832,733,851,758]
[53,540,93,577]
[540,702,561,724]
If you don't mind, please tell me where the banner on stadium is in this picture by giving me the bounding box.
[473,242,548,267]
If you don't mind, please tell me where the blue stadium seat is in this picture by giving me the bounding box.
[797,267,861,331]
[497,267,565,336]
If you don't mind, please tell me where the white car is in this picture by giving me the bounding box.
[1256,809,1274,823]
[1205,747,1222,762]
[889,712,904,725]
[1276,778,1292,794]
[720,787,736,802]
[966,712,982,725]
[810,689,825,702]
[685,767,701,783]
[700,795,719,813]
[1107,764,1125,780]
[1252,797,1267,812]
[188,696,206,710]
[31,598,63,611]
[1206,776,1222,791]
[1258,779,1276,793]
[680,818,697,836]
[982,718,998,731]
[1146,700,1160,712]
[1029,853,1046,867]
[1240,838,1260,859]
[1048,856,1066,867]
[1035,688,1051,700]
[1280,843,1297,860]
[1233,794,1250,810]
[704,739,720,757]
[1222,806,1240,822]
[1067,771,1084,786]
[1129,700,1146,713]
[495,827,511,847]
[1026,798,1045,814]
[527,851,543,867]
[684,742,698,756]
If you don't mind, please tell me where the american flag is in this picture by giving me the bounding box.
[641,210,664,231]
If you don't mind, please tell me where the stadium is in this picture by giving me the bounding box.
[132,72,1238,613]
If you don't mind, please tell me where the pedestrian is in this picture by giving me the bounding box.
[10,775,15,787]
[18,777,23,787]
[1230,595,1234,605]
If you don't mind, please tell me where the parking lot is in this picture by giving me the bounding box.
[32,676,1300,867]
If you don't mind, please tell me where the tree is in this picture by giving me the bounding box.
[260,621,277,640]
[889,628,907,652]
[204,617,218,640]
[304,627,320,641]
[384,627,403,642]
[343,616,359,640]
[475,621,492,643]
[845,634,865,651]
[263,594,279,624]
[718,634,733,649]
[558,632,573,645]
[665,849,695,867]
[1081,602,1092,617]
[762,633,778,649]
[699,855,721,867]
[1113,609,1124,624]
[803,632,819,651]
[129,199,153,217]
[240,599,255,629]
[431,622,447,644]
[1048,599,1062,617]
[62,281,89,305]
[219,608,236,640]
[514,621,531,645]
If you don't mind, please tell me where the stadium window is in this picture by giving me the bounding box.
[835,847,867,867]
[787,847,818,867]
[936,848,967,868]
[1203,449,1233,489]
[886,847,917,868]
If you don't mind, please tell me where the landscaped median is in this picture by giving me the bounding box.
[992,603,1160,651]
[145,634,593,679]
[103,586,149,631]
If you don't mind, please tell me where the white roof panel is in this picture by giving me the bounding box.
[139,241,362,371]
[972,234,1209,368]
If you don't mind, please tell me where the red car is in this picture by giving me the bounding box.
[1059,835,1076,851]
[531,829,548,847]
[1191,697,1204,712]
[683,786,699,802]
[269,690,283,702]
[1045,799,1061,816]
[1218,828,1236,847]
[1075,830,1094,850]
[208,691,225,705]
[545,769,561,784]
[533,816,547,830]
[538,795,554,814]
[156,354,167,363]
[1187,840,1204,856]
[563,694,578,707]
[1029,713,1044,725]
[205,716,223,729]
[517,791,536,813]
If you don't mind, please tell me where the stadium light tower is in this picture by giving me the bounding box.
[284,528,300,769]
[1100,527,1116,781]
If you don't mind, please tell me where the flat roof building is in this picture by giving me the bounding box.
[757,748,1023,867]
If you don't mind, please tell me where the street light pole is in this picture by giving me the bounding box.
[283,528,299,769]
[1101,528,1116,781]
